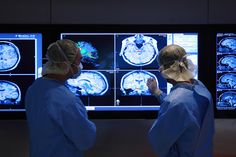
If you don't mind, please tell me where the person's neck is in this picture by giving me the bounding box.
[43,73,68,82]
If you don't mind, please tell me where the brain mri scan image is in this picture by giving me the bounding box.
[217,91,236,107]
[120,70,158,95]
[0,80,21,105]
[217,55,236,71]
[66,71,109,96]
[218,37,236,53]
[0,41,21,72]
[76,41,99,68]
[59,32,198,111]
[216,33,236,111]
[119,34,159,66]
[217,73,236,89]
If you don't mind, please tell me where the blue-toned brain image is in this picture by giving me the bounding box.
[77,41,99,67]
[119,34,159,66]
[217,73,236,89]
[0,41,20,72]
[218,55,236,71]
[0,80,21,105]
[217,91,236,107]
[218,37,236,52]
[120,70,158,95]
[66,71,108,96]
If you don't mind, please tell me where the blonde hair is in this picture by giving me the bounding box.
[158,44,196,81]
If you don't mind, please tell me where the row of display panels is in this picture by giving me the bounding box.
[0,30,235,114]
[0,32,197,112]
[216,33,236,110]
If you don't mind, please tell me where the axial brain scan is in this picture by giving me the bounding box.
[66,71,108,96]
[120,70,158,95]
[0,80,21,105]
[0,41,20,72]
[218,55,236,71]
[218,37,236,52]
[217,91,236,107]
[217,73,236,89]
[119,34,159,66]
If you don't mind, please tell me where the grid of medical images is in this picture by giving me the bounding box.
[0,33,42,111]
[216,33,236,110]
[61,33,198,111]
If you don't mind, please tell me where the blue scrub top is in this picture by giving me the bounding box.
[149,80,214,157]
[25,77,96,157]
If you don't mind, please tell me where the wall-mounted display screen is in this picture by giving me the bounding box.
[1,24,236,118]
[216,33,236,110]
[61,32,198,111]
[0,33,42,111]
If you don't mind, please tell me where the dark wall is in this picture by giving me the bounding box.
[0,0,236,24]
[1,120,236,157]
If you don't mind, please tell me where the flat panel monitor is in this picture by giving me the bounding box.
[0,33,42,112]
[61,32,198,111]
[216,33,236,110]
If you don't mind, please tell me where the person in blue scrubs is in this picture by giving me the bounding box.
[25,39,96,157]
[147,45,214,157]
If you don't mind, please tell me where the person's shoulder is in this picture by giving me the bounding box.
[194,79,206,87]
[162,88,194,112]
[47,84,74,98]
[168,87,193,101]
[26,77,44,93]
[29,77,42,85]
[160,93,191,116]
[193,79,212,100]
[192,79,206,92]
[38,80,75,104]
[46,87,76,110]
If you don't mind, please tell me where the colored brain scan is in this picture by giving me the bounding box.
[217,91,236,107]
[218,55,236,71]
[218,37,236,52]
[66,71,108,96]
[120,70,158,95]
[0,41,20,72]
[77,41,99,67]
[217,73,236,89]
[119,34,159,66]
[0,80,21,105]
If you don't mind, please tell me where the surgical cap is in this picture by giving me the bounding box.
[42,39,78,75]
[158,44,197,82]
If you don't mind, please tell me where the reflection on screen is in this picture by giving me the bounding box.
[61,33,198,111]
